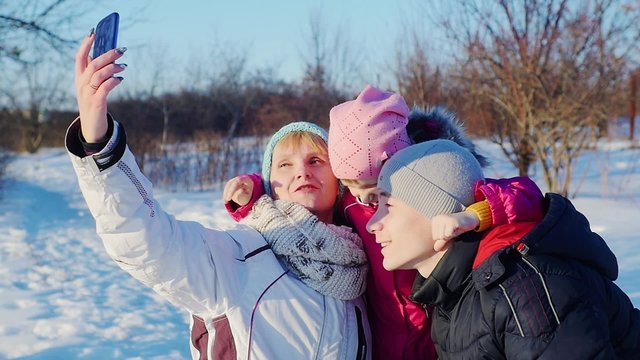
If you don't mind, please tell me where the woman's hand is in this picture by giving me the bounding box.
[223,175,255,206]
[74,30,127,142]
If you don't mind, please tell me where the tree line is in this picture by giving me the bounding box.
[1,0,639,197]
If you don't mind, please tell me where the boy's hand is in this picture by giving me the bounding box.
[223,175,254,206]
[431,211,480,251]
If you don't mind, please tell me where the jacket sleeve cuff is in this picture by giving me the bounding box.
[474,179,508,226]
[78,117,114,155]
[224,173,264,222]
[474,177,545,225]
[65,114,127,171]
[465,200,492,232]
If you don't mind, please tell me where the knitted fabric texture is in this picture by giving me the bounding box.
[261,122,328,197]
[241,195,368,300]
[378,139,485,219]
[328,84,411,181]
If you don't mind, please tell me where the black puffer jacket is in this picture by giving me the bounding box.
[411,193,640,359]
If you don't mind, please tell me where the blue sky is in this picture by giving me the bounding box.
[77,0,428,91]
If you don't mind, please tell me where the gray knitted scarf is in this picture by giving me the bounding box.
[240,195,367,300]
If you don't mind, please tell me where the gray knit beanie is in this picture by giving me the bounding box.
[377,139,484,218]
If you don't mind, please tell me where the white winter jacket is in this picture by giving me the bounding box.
[66,118,371,360]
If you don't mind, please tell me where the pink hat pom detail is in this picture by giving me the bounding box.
[328,85,411,180]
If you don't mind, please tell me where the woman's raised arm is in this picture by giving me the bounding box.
[74,31,126,142]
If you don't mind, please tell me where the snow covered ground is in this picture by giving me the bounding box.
[0,139,638,359]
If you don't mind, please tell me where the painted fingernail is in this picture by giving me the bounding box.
[115,76,124,82]
[118,63,128,69]
[115,47,127,55]
[88,28,94,37]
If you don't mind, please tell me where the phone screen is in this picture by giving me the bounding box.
[92,12,119,59]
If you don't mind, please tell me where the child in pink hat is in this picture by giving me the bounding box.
[328,84,413,181]
[222,85,544,360]
[324,85,543,359]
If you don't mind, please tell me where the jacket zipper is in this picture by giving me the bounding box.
[422,304,430,318]
[355,306,367,360]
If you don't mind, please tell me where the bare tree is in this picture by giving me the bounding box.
[300,9,366,91]
[393,33,444,108]
[119,43,176,152]
[0,0,105,153]
[198,44,265,140]
[629,69,639,141]
[297,9,365,126]
[0,0,88,64]
[1,60,69,152]
[434,0,639,196]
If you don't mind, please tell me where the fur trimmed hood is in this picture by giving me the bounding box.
[407,106,490,167]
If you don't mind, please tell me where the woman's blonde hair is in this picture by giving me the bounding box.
[273,131,329,158]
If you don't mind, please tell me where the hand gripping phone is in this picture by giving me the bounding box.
[92,12,119,59]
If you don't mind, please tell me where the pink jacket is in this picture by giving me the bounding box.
[226,174,544,360]
[339,191,435,360]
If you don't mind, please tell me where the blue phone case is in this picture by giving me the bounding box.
[92,12,119,59]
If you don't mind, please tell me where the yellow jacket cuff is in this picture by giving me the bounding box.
[465,200,493,232]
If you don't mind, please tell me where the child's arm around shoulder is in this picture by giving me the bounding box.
[431,177,544,250]
[223,173,264,221]
[474,176,544,227]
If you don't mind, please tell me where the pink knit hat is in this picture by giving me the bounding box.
[328,85,411,180]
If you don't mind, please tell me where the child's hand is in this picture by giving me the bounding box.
[431,212,480,251]
[223,175,254,206]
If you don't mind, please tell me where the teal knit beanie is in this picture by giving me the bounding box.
[262,121,329,196]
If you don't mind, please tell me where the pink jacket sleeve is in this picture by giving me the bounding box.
[223,173,264,222]
[474,176,544,226]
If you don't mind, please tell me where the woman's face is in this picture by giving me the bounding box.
[269,137,339,223]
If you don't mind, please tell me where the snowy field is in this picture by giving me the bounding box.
[0,138,639,359]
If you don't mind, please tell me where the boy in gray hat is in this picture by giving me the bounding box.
[366,139,640,359]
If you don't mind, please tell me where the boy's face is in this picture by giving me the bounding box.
[366,191,437,272]
[341,178,379,206]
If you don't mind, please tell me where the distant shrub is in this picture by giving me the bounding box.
[141,135,267,192]
[0,148,13,198]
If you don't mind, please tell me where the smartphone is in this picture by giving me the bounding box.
[92,12,119,59]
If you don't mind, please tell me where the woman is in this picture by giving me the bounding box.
[69,31,371,359]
